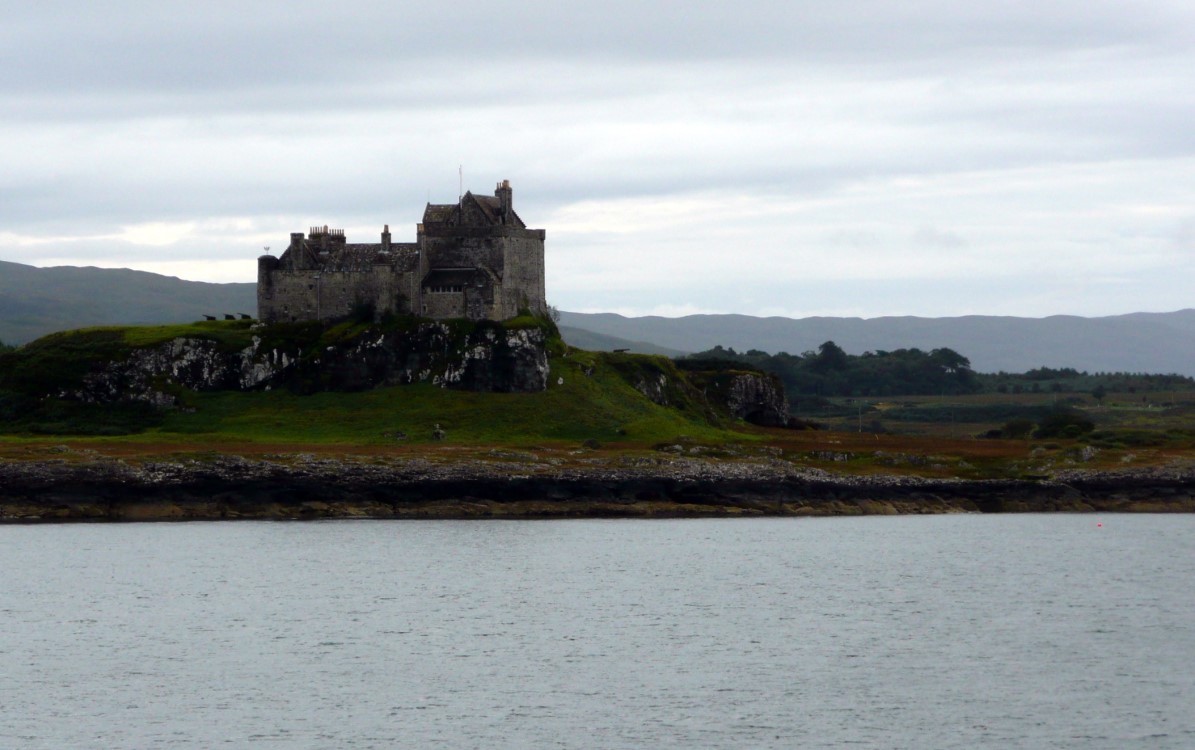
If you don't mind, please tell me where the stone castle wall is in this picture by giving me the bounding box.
[257,181,546,324]
[258,261,419,324]
[421,286,467,319]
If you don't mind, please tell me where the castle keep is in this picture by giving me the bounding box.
[257,180,546,323]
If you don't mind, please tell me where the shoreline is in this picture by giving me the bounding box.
[3,454,1194,522]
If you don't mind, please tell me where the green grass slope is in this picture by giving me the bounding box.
[0,320,750,447]
[157,359,732,446]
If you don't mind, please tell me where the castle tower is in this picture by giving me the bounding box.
[259,178,545,324]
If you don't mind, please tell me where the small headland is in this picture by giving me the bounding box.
[1,317,1193,522]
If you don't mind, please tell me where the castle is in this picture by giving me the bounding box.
[257,180,546,323]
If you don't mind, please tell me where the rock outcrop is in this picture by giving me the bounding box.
[2,456,1193,522]
[68,338,256,405]
[64,321,550,409]
[683,369,790,427]
[285,322,549,394]
[6,319,796,431]
[722,372,790,426]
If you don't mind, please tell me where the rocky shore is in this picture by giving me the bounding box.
[3,453,1194,522]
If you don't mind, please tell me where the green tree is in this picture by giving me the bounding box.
[812,341,849,372]
[930,347,970,374]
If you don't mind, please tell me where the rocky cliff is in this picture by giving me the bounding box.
[1,317,793,437]
[699,371,790,427]
[673,363,791,427]
[55,320,551,409]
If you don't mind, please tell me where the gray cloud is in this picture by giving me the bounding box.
[2,1,1193,318]
[6,2,1190,103]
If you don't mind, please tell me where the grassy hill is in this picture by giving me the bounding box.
[0,319,751,447]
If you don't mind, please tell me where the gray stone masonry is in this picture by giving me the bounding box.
[257,179,546,323]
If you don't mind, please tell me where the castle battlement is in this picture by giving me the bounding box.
[257,180,546,324]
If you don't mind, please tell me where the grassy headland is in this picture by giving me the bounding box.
[1,318,1194,487]
[0,318,751,448]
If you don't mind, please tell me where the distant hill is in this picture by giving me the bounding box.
[0,260,256,344]
[556,325,687,357]
[558,310,1195,376]
[3,260,1191,375]
[0,260,681,355]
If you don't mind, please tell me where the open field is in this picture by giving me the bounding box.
[5,412,1194,482]
[800,390,1195,441]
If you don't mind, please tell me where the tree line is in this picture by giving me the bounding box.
[976,367,1194,395]
[682,342,1195,399]
[682,342,979,397]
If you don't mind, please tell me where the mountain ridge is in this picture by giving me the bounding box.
[0,260,258,344]
[2,260,1190,375]
[557,309,1195,376]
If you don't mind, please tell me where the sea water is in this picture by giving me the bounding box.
[1,515,1192,749]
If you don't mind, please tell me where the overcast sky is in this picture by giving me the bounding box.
[3,1,1193,318]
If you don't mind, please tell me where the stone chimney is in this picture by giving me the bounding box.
[288,232,309,269]
[495,179,512,223]
[381,224,391,252]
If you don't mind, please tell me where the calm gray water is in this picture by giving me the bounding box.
[2,515,1193,749]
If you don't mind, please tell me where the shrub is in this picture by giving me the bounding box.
[1001,417,1035,439]
[1033,409,1095,439]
